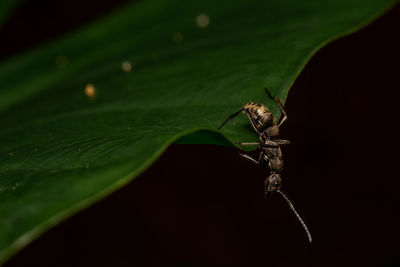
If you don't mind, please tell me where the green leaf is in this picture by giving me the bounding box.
[0,0,395,263]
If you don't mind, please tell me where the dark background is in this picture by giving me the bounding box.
[2,1,400,266]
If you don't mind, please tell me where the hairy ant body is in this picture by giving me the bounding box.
[218,88,312,243]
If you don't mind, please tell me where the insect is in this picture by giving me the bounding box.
[218,88,312,243]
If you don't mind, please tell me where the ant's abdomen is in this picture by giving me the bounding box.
[243,103,274,131]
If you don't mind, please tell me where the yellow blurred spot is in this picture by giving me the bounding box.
[9,152,13,157]
[85,84,96,98]
[172,31,183,43]
[196,14,210,28]
[56,55,69,68]
[121,61,132,72]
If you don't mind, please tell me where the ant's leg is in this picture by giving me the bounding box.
[273,139,290,145]
[240,150,266,169]
[219,107,262,136]
[246,112,262,135]
[235,142,259,146]
[218,108,244,130]
[239,153,258,165]
[265,88,288,128]
[276,102,288,128]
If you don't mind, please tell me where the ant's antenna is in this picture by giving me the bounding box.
[276,190,312,243]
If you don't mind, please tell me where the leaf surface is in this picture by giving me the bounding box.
[0,0,395,263]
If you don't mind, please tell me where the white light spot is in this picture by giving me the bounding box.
[121,61,132,72]
[171,31,184,43]
[196,14,210,28]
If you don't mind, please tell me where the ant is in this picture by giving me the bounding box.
[218,88,312,243]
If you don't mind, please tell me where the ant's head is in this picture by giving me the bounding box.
[264,173,282,196]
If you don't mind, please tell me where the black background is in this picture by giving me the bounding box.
[2,1,400,266]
